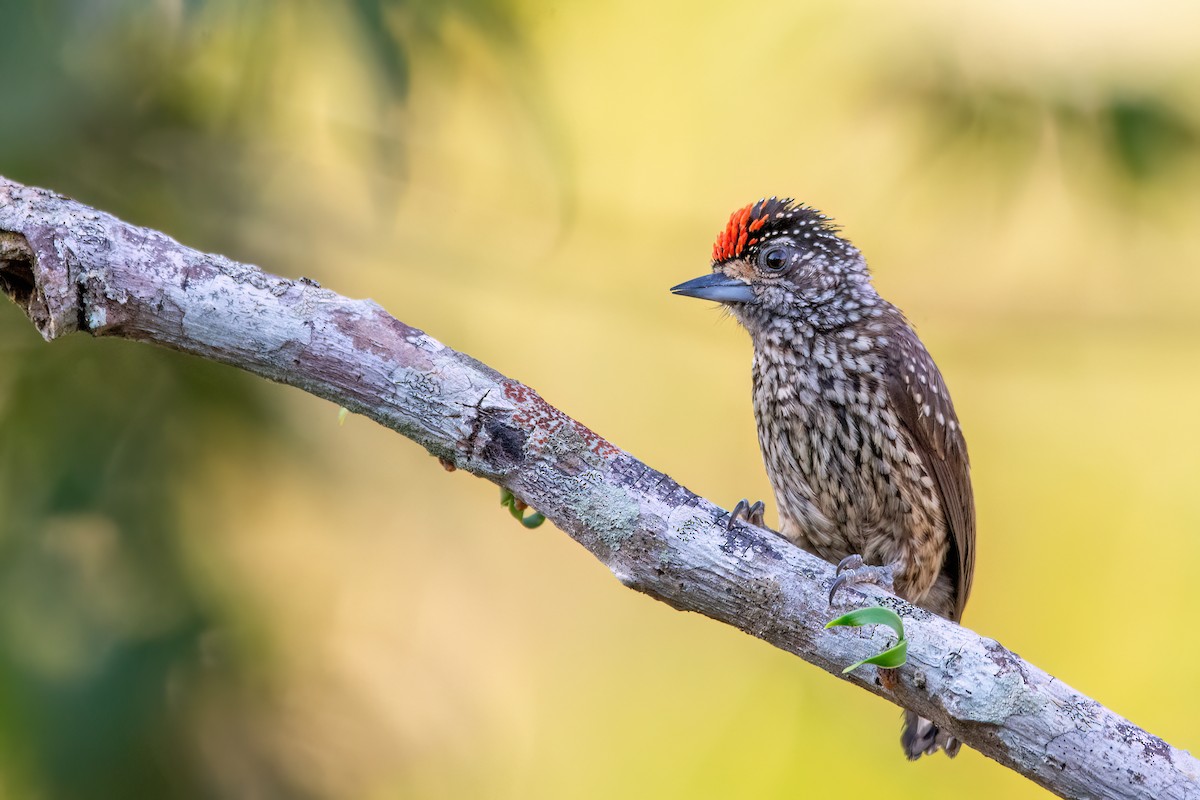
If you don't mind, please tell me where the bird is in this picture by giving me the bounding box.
[670,197,975,760]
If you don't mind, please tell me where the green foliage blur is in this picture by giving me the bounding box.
[2,1,1200,799]
[0,1,519,797]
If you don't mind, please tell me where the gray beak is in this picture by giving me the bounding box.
[670,273,756,303]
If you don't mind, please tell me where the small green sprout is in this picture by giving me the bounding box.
[825,606,908,674]
[337,407,349,426]
[500,487,545,529]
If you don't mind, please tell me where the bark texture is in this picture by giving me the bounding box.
[1,176,1197,800]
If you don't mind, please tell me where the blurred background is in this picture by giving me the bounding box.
[2,0,1199,797]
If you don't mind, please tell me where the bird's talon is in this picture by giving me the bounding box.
[727,498,768,530]
[726,500,745,530]
[828,556,896,606]
[835,554,864,575]
[828,573,852,606]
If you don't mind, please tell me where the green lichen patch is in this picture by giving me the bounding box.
[570,478,639,552]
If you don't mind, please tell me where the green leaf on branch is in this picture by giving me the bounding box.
[499,487,545,529]
[825,606,908,674]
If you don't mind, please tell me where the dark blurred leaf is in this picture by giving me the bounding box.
[1106,96,1198,180]
[350,0,411,98]
[894,62,1200,193]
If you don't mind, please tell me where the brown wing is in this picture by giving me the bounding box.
[883,318,975,622]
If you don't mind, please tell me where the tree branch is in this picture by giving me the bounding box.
[0,176,1195,800]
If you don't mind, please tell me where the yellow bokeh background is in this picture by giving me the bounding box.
[4,1,1200,797]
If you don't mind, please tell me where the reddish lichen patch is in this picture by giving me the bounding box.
[328,306,430,368]
[1115,723,1173,763]
[502,381,619,458]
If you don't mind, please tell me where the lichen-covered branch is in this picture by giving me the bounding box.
[0,176,1195,800]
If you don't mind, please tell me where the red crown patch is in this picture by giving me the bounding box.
[711,201,774,263]
[711,198,839,264]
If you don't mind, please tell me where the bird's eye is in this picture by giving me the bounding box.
[759,246,790,272]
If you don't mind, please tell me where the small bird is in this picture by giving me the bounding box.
[671,198,975,760]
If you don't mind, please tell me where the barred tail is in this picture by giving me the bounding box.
[902,711,961,760]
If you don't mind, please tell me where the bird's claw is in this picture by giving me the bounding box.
[828,555,896,606]
[727,499,767,530]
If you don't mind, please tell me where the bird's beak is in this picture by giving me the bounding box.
[670,273,756,303]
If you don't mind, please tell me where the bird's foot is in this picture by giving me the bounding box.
[828,555,896,606]
[726,499,767,529]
